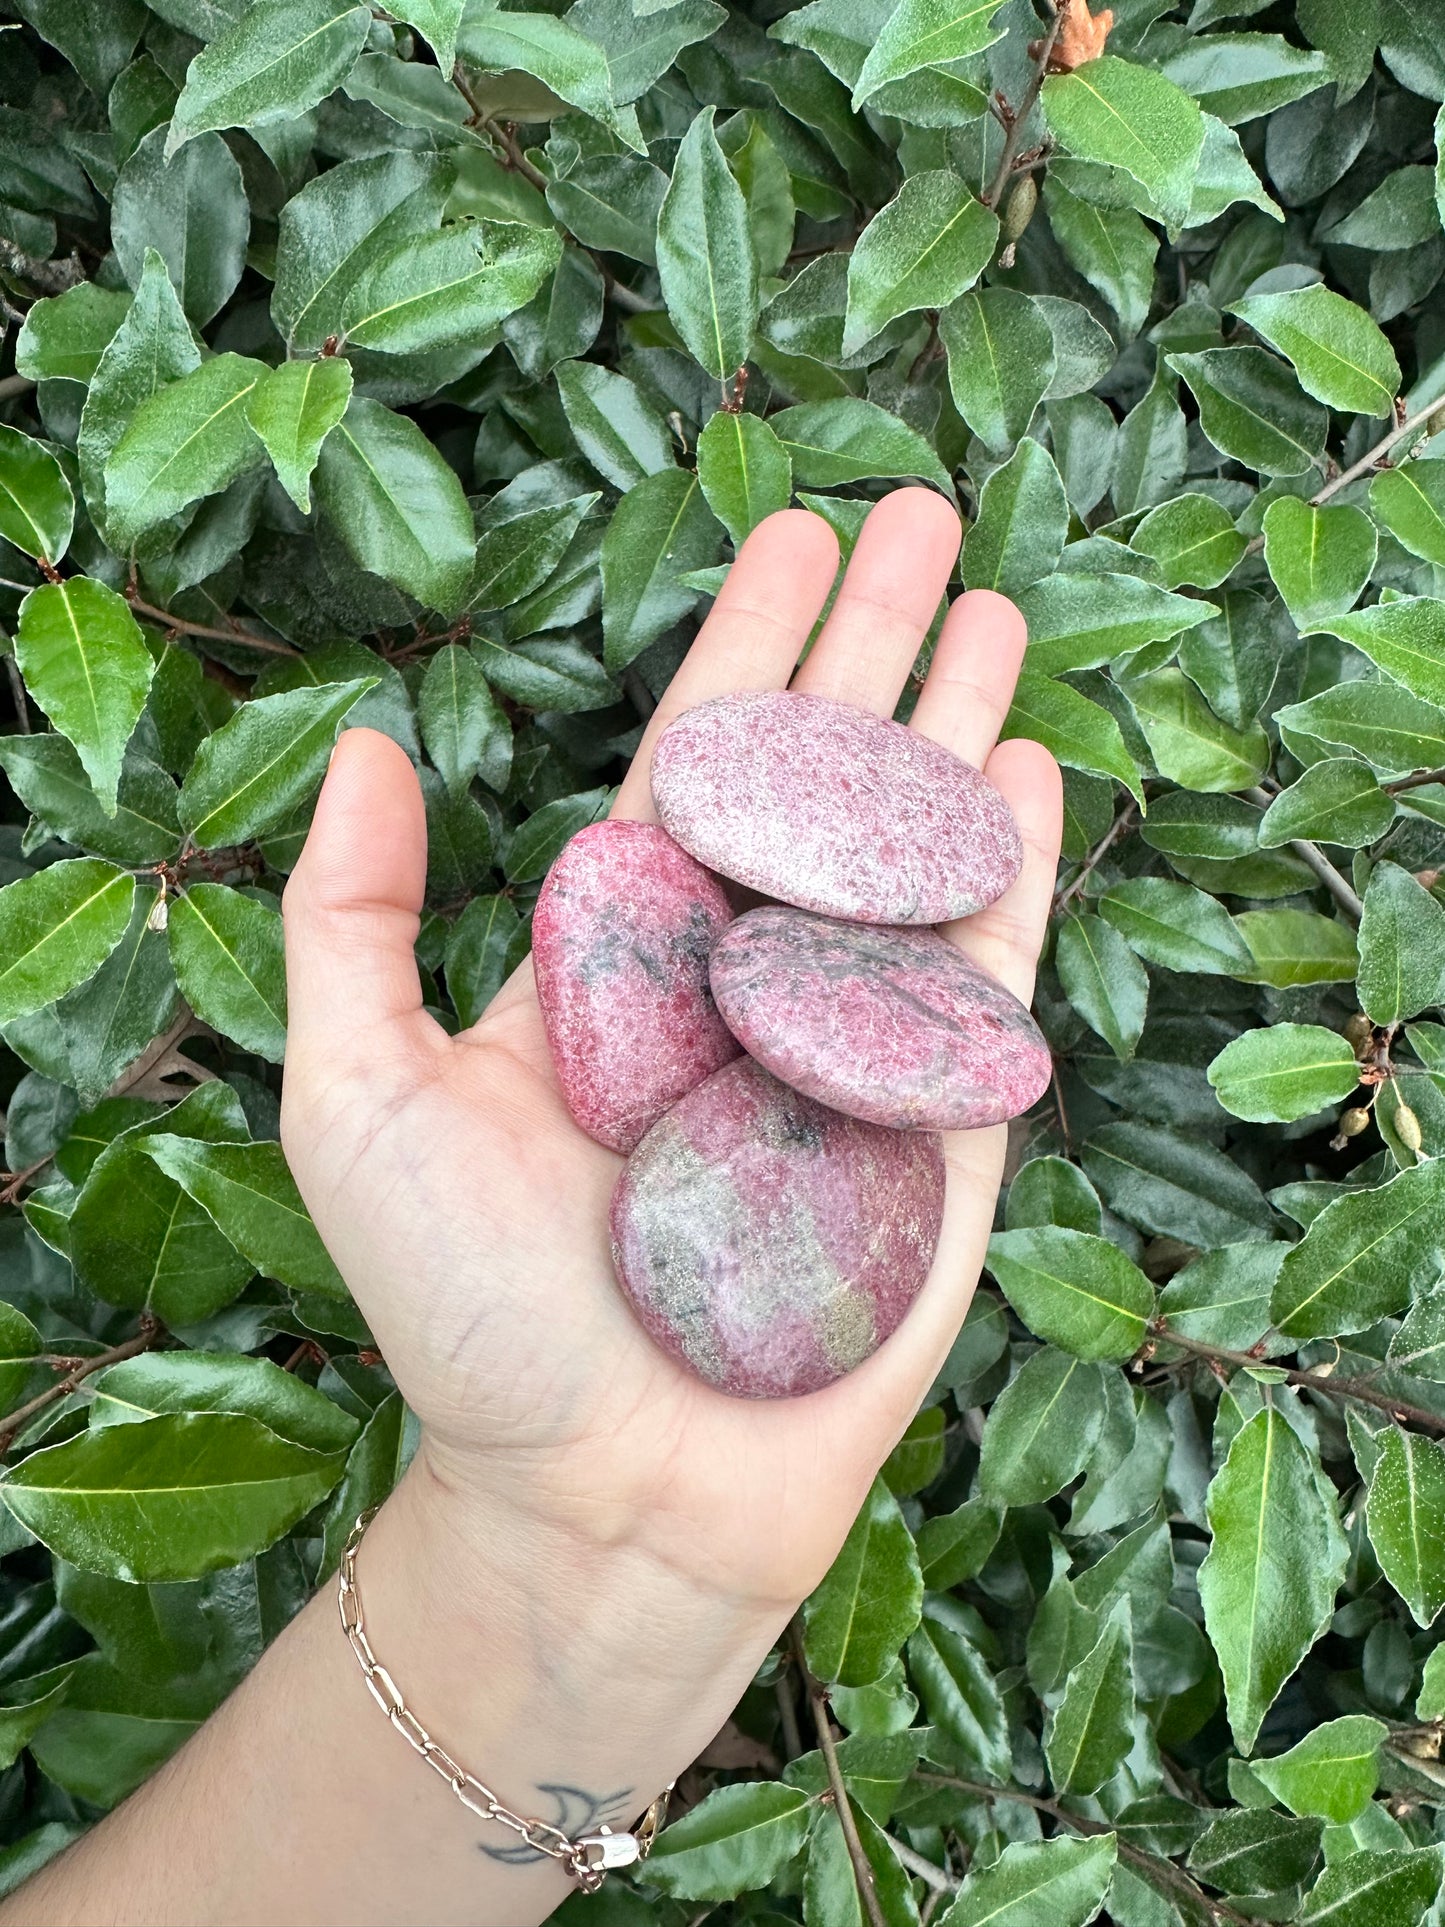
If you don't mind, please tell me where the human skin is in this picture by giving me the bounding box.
[1,490,1061,1927]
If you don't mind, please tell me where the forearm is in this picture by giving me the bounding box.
[4,1452,782,1927]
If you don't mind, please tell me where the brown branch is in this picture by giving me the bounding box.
[1052,801,1137,916]
[1387,767,1445,796]
[982,1,1066,210]
[0,1156,51,1206]
[125,593,299,658]
[1154,1327,1445,1436]
[0,1316,163,1453]
[1242,787,1364,920]
[790,1623,886,1927]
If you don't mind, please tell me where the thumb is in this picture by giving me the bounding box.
[281,728,435,1090]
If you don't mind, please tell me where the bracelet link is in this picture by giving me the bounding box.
[336,1509,671,1892]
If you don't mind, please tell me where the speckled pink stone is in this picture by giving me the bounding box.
[609,1056,945,1398]
[710,907,1052,1131]
[533,820,740,1152]
[650,690,1023,924]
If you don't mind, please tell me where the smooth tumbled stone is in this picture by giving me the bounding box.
[533,820,739,1153]
[610,1056,945,1398]
[710,907,1053,1131]
[650,689,1022,924]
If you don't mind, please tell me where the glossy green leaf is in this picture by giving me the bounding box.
[0,424,73,565]
[938,1834,1116,1927]
[555,359,675,489]
[455,8,637,148]
[852,0,1008,108]
[167,883,287,1064]
[1366,1428,1445,1627]
[646,1783,814,1902]
[1309,598,1445,710]
[1199,1405,1349,1752]
[1356,861,1445,1025]
[1131,493,1245,591]
[1271,1158,1445,1339]
[104,354,267,548]
[1099,878,1253,976]
[907,1597,1011,1782]
[843,172,996,354]
[1042,56,1205,229]
[1162,33,1332,124]
[0,859,135,1026]
[1207,1024,1360,1124]
[138,1136,346,1300]
[14,283,131,386]
[1370,460,1445,568]
[656,107,758,380]
[769,398,951,490]
[963,440,1068,598]
[244,357,353,514]
[695,410,792,548]
[1230,285,1400,416]
[1169,347,1329,477]
[0,1414,343,1583]
[341,220,562,356]
[1045,1608,1135,1795]
[1299,1849,1445,1927]
[1254,1716,1387,1825]
[978,1349,1109,1504]
[169,0,368,151]
[941,288,1055,456]
[600,467,720,672]
[1000,672,1143,804]
[88,1351,358,1457]
[1261,498,1377,630]
[444,894,525,1030]
[178,680,374,849]
[14,579,155,815]
[1044,178,1158,338]
[1055,911,1149,1059]
[986,1227,1153,1360]
[802,1478,922,1688]
[111,129,249,326]
[1019,573,1215,675]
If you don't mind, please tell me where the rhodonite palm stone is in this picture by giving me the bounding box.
[709,907,1052,1131]
[610,1056,946,1397]
[533,819,739,1153]
[650,689,1022,923]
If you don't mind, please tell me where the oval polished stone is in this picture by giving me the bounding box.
[710,907,1053,1131]
[650,690,1022,923]
[533,820,739,1153]
[610,1056,945,1398]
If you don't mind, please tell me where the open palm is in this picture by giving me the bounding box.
[280,490,1062,1615]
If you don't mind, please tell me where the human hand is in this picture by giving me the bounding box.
[280,488,1062,1621]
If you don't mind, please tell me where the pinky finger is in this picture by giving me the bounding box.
[944,738,1064,1006]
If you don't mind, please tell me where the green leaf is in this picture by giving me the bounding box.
[56,882,179,1109]
[138,1136,347,1300]
[0,424,73,565]
[444,894,525,1029]
[646,1783,814,1902]
[1254,1716,1387,1825]
[0,1414,342,1583]
[1326,166,1442,251]
[986,1216,1152,1374]
[1230,285,1400,417]
[14,282,131,385]
[103,354,268,548]
[244,357,353,514]
[472,635,616,713]
[938,1835,1116,1927]
[852,0,1008,108]
[1099,877,1254,976]
[566,0,724,107]
[1299,1850,1445,1927]
[503,786,609,884]
[907,1598,1011,1782]
[544,154,666,265]
[978,1349,1109,1504]
[1045,1608,1135,1796]
[1123,665,1270,791]
[1276,680,1445,778]
[1042,56,1205,230]
[802,1478,922,1688]
[769,398,951,490]
[914,1497,1004,1592]
[556,359,675,489]
[178,679,375,849]
[167,883,287,1064]
[600,467,720,673]
[0,1302,41,1416]
[1270,1159,1445,1339]
[0,859,135,1026]
[1054,912,1149,1060]
[1208,1024,1360,1125]
[14,579,155,815]
[695,410,792,548]
[88,1350,358,1456]
[111,128,249,326]
[315,397,475,615]
[941,288,1055,456]
[1157,1243,1282,1353]
[1188,1807,1324,1896]
[963,441,1068,598]
[1370,460,1445,568]
[1199,1405,1348,1753]
[469,492,599,616]
[341,220,562,356]
[418,644,506,797]
[1130,493,1246,592]
[842,172,996,354]
[1019,573,1215,675]
[386,0,464,70]
[1169,347,1329,477]
[656,106,758,380]
[1261,498,1377,630]
[1083,1121,1273,1245]
[1366,1428,1445,1628]
[1309,599,1445,710]
[1162,32,1332,124]
[802,1798,920,1927]
[168,0,368,151]
[1356,861,1445,1026]
[455,8,637,148]
[1044,178,1158,338]
[1000,672,1143,805]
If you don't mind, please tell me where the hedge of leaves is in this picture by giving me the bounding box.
[3,0,1445,1920]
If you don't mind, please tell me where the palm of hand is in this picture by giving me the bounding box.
[282,494,1061,1611]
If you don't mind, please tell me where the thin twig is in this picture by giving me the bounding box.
[790,1622,886,1927]
[1243,398,1445,557]
[0,1317,163,1453]
[1154,1327,1445,1436]
[0,1156,51,1205]
[125,593,299,658]
[1387,766,1445,795]
[1052,801,1137,916]
[775,1673,803,1763]
[982,0,1066,210]
[1243,787,1364,920]
[890,1836,955,1895]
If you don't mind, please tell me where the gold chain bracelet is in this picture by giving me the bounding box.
[337,1509,672,1894]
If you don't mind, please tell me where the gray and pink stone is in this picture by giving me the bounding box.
[610,1056,946,1398]
[532,819,739,1153]
[710,907,1052,1132]
[650,689,1022,924]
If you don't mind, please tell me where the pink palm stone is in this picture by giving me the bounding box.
[710,906,1053,1131]
[610,1056,946,1398]
[650,689,1022,923]
[532,819,739,1153]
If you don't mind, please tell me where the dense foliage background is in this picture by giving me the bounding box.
[3,0,1445,1920]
